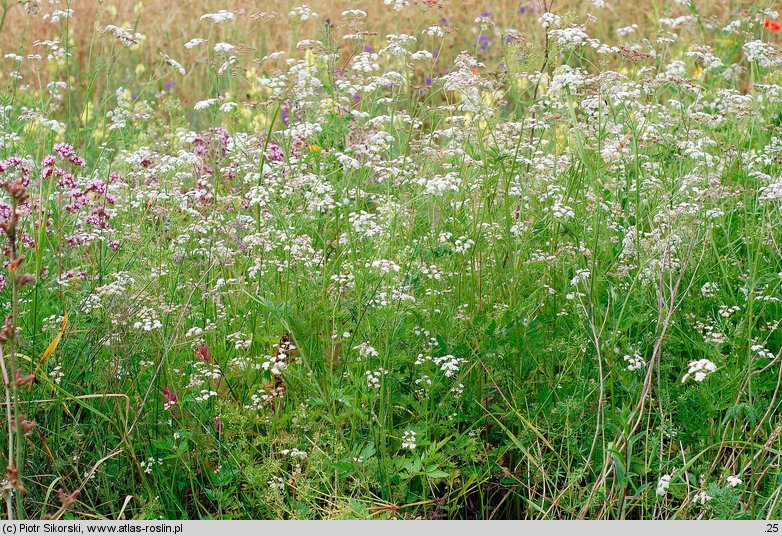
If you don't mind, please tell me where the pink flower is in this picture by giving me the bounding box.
[162,387,177,410]
[195,344,211,362]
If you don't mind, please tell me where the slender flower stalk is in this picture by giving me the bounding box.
[0,178,36,520]
[0,346,13,520]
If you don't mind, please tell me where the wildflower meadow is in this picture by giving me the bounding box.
[0,0,781,521]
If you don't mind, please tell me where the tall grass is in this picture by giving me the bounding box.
[0,0,780,520]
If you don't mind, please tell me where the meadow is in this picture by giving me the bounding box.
[0,0,781,520]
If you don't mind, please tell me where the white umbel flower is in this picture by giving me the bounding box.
[656,474,672,496]
[682,359,717,383]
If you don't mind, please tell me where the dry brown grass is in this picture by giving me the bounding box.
[0,0,744,104]
[1,0,737,60]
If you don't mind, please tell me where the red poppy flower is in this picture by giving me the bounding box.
[765,19,780,32]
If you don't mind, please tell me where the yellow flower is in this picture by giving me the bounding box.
[135,63,146,77]
[309,144,322,153]
[320,98,339,115]
[482,91,495,107]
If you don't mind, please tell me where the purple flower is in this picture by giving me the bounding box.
[425,76,433,87]
[519,2,536,14]
[165,80,174,91]
[364,45,374,53]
